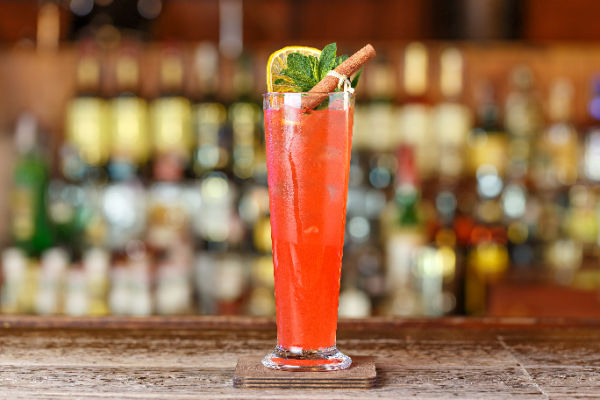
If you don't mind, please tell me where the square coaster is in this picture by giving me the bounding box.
[233,355,376,389]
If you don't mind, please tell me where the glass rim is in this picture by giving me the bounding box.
[263,91,354,96]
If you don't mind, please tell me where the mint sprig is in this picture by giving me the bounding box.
[276,43,362,92]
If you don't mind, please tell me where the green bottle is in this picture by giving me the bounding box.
[11,114,53,256]
[395,145,420,227]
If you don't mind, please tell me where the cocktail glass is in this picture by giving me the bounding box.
[262,92,353,371]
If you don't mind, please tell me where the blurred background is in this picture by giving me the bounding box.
[1,0,600,319]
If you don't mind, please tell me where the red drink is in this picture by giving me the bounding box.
[262,92,353,371]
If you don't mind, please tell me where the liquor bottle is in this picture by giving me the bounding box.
[83,247,110,315]
[146,176,189,251]
[11,113,53,256]
[56,52,108,249]
[503,67,543,271]
[360,55,398,152]
[195,252,248,315]
[155,242,193,315]
[46,179,88,251]
[64,264,88,316]
[544,236,583,285]
[246,255,276,317]
[465,236,509,315]
[127,243,153,316]
[432,47,473,180]
[383,145,425,316]
[338,286,372,318]
[1,248,28,314]
[192,42,228,177]
[344,152,387,311]
[146,112,191,254]
[64,46,109,181]
[501,179,535,269]
[431,191,461,315]
[345,60,392,307]
[214,254,247,315]
[467,81,509,177]
[54,47,108,252]
[151,47,192,175]
[108,47,150,176]
[196,172,236,247]
[228,55,261,181]
[504,65,543,179]
[414,245,445,316]
[194,252,217,314]
[532,79,579,189]
[35,247,68,315]
[21,256,39,314]
[109,254,130,315]
[101,176,146,250]
[465,167,510,315]
[398,42,435,179]
[564,186,598,250]
[360,55,397,200]
[101,49,147,251]
[237,185,271,252]
[584,76,600,182]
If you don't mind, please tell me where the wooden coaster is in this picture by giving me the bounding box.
[233,355,376,389]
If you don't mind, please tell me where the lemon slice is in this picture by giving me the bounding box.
[266,46,321,92]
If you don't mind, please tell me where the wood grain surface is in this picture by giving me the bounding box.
[233,356,376,388]
[0,316,599,399]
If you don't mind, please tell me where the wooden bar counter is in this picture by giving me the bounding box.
[1,316,599,399]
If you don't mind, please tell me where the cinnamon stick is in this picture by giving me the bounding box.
[304,43,376,110]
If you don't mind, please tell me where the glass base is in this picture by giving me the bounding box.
[262,345,352,371]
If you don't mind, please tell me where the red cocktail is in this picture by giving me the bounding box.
[262,92,353,371]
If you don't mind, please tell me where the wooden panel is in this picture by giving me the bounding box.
[524,0,600,41]
[0,1,38,43]
[488,282,600,318]
[295,0,430,43]
[0,48,76,141]
[152,0,220,41]
[244,0,292,44]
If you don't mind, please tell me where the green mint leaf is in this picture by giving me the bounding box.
[351,67,363,88]
[287,53,315,82]
[283,53,317,91]
[318,42,337,80]
[309,55,320,82]
[335,54,348,68]
[281,69,315,92]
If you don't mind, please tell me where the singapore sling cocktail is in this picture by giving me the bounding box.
[261,43,375,371]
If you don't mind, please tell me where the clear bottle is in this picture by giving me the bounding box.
[83,247,110,316]
[151,47,192,175]
[432,47,473,181]
[192,42,228,177]
[504,65,544,179]
[398,42,435,179]
[583,76,600,182]
[532,79,579,189]
[35,247,68,315]
[0,248,28,314]
[109,47,150,175]
[383,145,425,316]
[228,54,261,181]
[467,81,509,178]
[64,45,109,181]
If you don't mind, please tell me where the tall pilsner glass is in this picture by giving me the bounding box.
[262,92,354,371]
